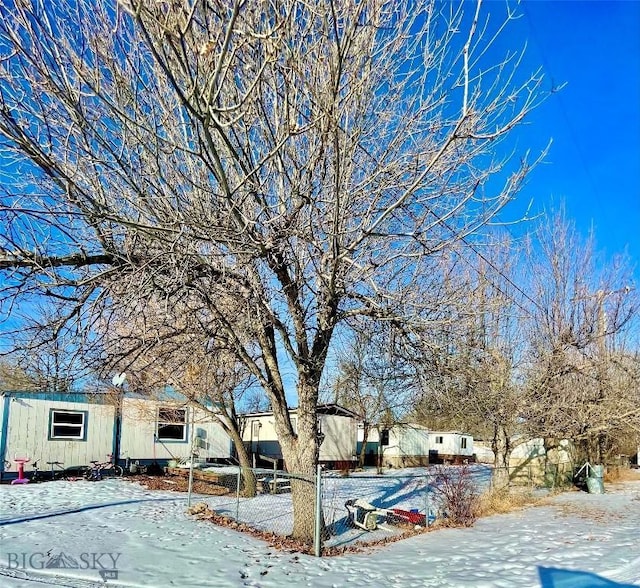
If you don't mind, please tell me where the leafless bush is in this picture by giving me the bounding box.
[431,465,480,527]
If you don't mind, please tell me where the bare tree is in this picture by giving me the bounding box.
[0,0,544,540]
[329,327,416,469]
[100,297,260,495]
[522,210,639,464]
[412,243,528,486]
[0,358,38,392]
[0,302,90,392]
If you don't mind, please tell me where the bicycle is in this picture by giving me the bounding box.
[84,454,124,481]
[30,460,44,482]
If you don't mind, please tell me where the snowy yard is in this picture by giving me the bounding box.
[0,472,639,587]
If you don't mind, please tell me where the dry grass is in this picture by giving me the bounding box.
[475,487,542,517]
[130,474,231,495]
[604,467,640,484]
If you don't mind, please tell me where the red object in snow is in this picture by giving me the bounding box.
[390,509,426,525]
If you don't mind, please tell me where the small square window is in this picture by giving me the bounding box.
[157,408,187,441]
[435,436,443,444]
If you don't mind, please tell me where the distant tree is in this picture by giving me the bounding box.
[522,210,639,463]
[0,0,545,540]
[329,327,416,469]
[99,298,260,496]
[0,305,87,393]
[0,358,38,392]
[413,244,527,486]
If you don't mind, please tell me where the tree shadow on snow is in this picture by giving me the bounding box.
[0,497,183,526]
[539,566,638,588]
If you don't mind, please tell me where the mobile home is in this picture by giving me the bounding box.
[358,425,474,467]
[357,424,431,468]
[241,404,359,470]
[0,391,116,480]
[119,396,231,466]
[428,431,474,463]
[0,391,232,480]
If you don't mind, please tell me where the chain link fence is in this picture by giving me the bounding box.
[180,461,580,555]
[188,464,497,555]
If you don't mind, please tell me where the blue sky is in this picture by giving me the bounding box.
[496,0,640,282]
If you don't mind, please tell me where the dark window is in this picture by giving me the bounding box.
[157,408,187,441]
[380,429,390,446]
[461,437,468,449]
[435,436,444,444]
[50,410,85,440]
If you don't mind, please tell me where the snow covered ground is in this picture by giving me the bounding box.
[0,473,638,587]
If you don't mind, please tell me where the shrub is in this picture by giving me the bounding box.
[431,465,480,527]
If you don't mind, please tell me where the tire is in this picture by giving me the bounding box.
[113,465,124,477]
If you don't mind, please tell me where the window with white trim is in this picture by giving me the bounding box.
[435,435,444,444]
[157,408,187,441]
[50,410,86,440]
[461,437,468,449]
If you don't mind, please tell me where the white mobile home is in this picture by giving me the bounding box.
[0,391,232,481]
[358,425,474,467]
[428,431,474,463]
[358,423,431,468]
[0,392,116,480]
[241,404,359,470]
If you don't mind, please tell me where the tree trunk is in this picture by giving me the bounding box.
[358,424,369,468]
[280,434,322,543]
[492,425,511,488]
[272,379,324,544]
[597,432,607,465]
[225,423,257,497]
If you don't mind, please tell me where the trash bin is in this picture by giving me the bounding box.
[586,464,605,494]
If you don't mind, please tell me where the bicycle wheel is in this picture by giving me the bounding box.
[113,465,124,477]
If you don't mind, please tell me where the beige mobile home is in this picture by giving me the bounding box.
[241,404,359,470]
[119,396,232,465]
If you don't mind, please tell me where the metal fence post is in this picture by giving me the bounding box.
[235,465,241,521]
[314,465,322,557]
[187,460,194,508]
[424,473,430,527]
